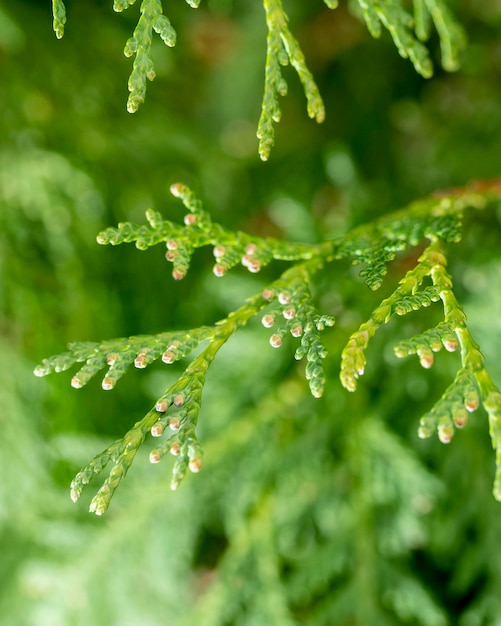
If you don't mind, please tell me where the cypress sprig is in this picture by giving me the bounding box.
[35,180,501,511]
[98,183,325,280]
[354,0,465,77]
[122,0,180,113]
[52,0,66,39]
[51,0,466,156]
[258,0,325,161]
[260,259,335,398]
[340,242,444,392]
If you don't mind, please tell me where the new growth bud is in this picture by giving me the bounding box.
[184,213,197,226]
[169,417,181,431]
[150,450,162,464]
[102,377,115,390]
[189,458,203,473]
[162,350,176,364]
[151,422,164,437]
[172,268,186,280]
[213,264,226,277]
[134,352,148,368]
[261,314,275,328]
[169,183,184,197]
[173,395,184,407]
[156,399,169,412]
[71,376,84,389]
[270,334,282,348]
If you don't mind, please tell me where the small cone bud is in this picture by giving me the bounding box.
[270,334,282,348]
[278,291,291,305]
[245,243,257,255]
[438,424,454,444]
[170,183,184,197]
[247,260,261,273]
[71,376,84,389]
[184,213,197,226]
[166,239,178,250]
[454,411,468,428]
[443,337,458,352]
[290,325,303,337]
[283,307,296,319]
[172,268,186,280]
[169,417,181,431]
[173,394,184,407]
[419,351,434,369]
[166,250,178,261]
[150,450,162,464]
[261,314,275,328]
[465,396,479,412]
[189,458,203,473]
[156,399,169,412]
[134,354,148,368]
[213,245,226,258]
[213,264,226,277]
[262,289,275,301]
[162,350,176,364]
[102,377,115,390]
[151,422,164,437]
[106,352,119,365]
[170,442,180,456]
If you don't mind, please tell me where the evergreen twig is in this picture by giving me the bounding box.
[35,180,501,511]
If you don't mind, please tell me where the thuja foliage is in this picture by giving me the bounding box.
[35,180,501,514]
[51,0,465,159]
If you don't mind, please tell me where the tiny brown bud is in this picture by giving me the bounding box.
[162,350,176,364]
[283,307,296,319]
[169,442,180,456]
[169,182,184,197]
[438,425,454,444]
[156,399,169,412]
[106,352,119,365]
[172,268,186,281]
[418,351,434,369]
[166,239,178,250]
[465,396,479,413]
[149,450,162,464]
[169,417,180,431]
[245,243,258,255]
[443,337,458,352]
[71,376,83,389]
[134,354,148,368]
[102,377,114,390]
[189,458,203,473]
[261,314,275,328]
[278,291,291,305]
[213,245,226,258]
[173,394,184,407]
[184,213,197,226]
[270,334,282,348]
[213,264,226,277]
[247,260,261,273]
[151,422,164,437]
[262,289,275,301]
[166,250,178,261]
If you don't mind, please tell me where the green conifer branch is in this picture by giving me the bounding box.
[52,0,66,39]
[354,0,465,77]
[35,180,501,511]
[51,0,466,156]
[258,0,325,161]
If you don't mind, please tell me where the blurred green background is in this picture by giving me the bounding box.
[1,1,501,624]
